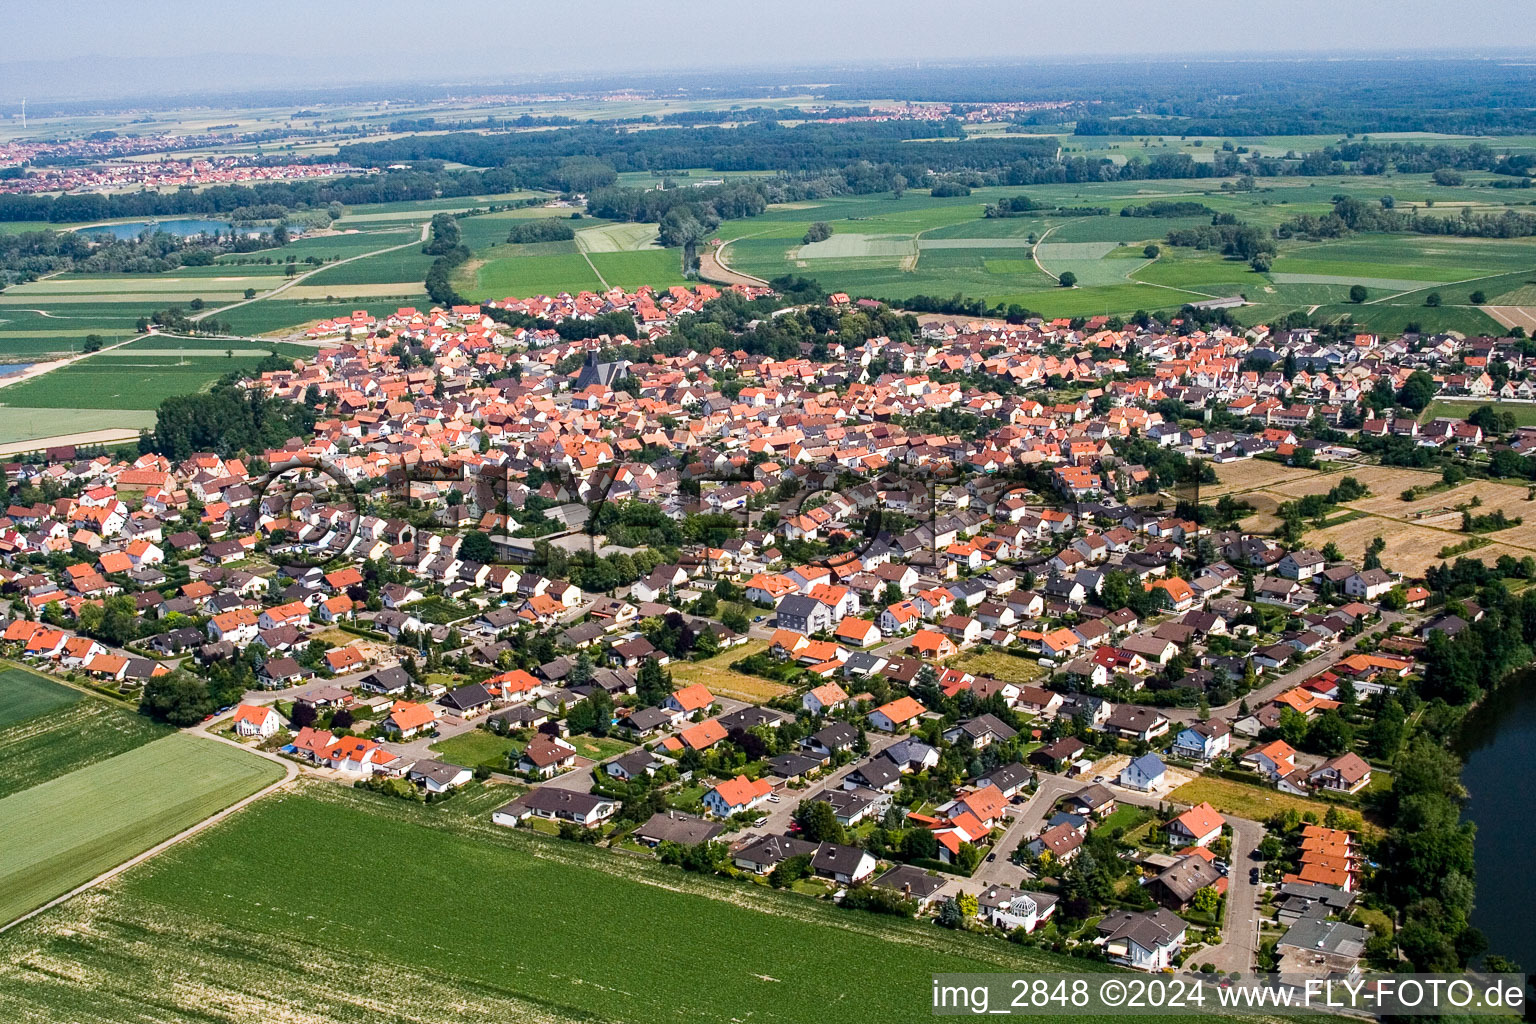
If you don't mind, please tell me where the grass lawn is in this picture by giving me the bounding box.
[669,639,792,702]
[1168,776,1373,833]
[1096,804,1152,835]
[0,666,80,729]
[0,781,1147,1023]
[429,728,523,769]
[568,734,634,762]
[945,647,1048,685]
[0,733,281,925]
[1421,399,1536,426]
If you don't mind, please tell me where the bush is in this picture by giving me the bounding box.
[802,222,832,245]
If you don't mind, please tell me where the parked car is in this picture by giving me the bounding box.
[1250,867,1261,885]
[986,853,997,862]
[753,816,768,827]
[1214,860,1229,876]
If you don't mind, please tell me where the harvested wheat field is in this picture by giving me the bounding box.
[1208,460,1323,496]
[1263,464,1437,500]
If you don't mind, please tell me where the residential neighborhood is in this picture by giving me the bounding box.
[0,279,1514,983]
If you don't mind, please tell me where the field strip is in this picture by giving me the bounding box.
[1485,305,1536,331]
[190,220,431,322]
[0,334,142,393]
[0,732,295,935]
[0,427,144,455]
[1363,267,1513,305]
[1271,272,1447,291]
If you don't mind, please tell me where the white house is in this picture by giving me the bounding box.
[1169,720,1231,761]
[230,703,282,738]
[978,885,1058,933]
[407,758,473,793]
[1119,752,1167,792]
[703,775,773,818]
[802,681,850,715]
[1345,568,1394,601]
[1166,801,1225,848]
[1098,909,1187,971]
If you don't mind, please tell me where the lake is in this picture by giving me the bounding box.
[76,219,242,240]
[1458,668,1536,972]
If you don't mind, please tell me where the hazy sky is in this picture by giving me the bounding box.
[10,0,1536,101]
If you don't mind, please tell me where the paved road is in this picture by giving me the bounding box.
[731,732,901,842]
[1201,814,1264,972]
[951,769,1265,969]
[1162,609,1407,726]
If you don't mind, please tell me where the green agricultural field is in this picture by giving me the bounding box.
[0,782,1207,1024]
[576,220,662,253]
[460,247,605,298]
[0,667,80,729]
[0,407,157,446]
[299,241,437,287]
[0,302,154,340]
[334,191,547,225]
[588,248,689,290]
[0,687,170,799]
[696,175,1536,322]
[0,733,281,925]
[1422,399,1536,426]
[0,342,313,411]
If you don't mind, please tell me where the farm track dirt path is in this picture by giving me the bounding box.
[190,221,431,323]
[700,236,770,288]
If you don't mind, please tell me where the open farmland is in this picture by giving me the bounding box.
[0,407,156,446]
[0,339,312,410]
[0,782,1218,1024]
[0,667,82,729]
[453,213,689,299]
[0,732,282,925]
[0,681,170,799]
[697,175,1526,330]
[1421,399,1536,426]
